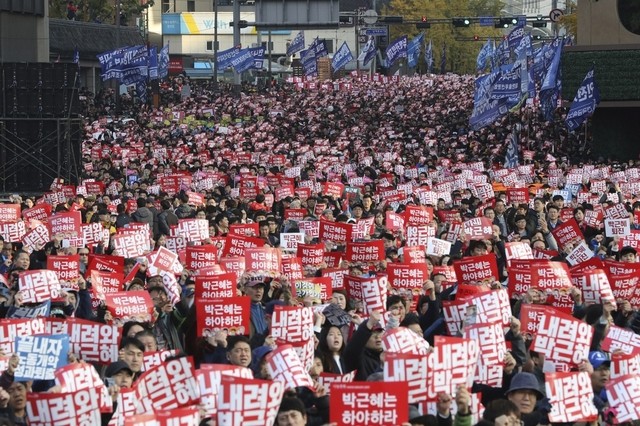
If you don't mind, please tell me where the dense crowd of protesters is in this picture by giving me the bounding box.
[0,72,639,426]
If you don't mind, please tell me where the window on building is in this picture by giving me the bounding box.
[619,0,640,34]
[187,0,195,12]
[161,0,171,13]
[207,41,213,51]
[324,40,334,53]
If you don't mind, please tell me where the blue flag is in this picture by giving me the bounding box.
[158,43,170,79]
[148,46,158,80]
[249,46,266,69]
[490,64,522,102]
[508,24,526,51]
[566,66,600,132]
[440,43,447,74]
[476,38,492,72]
[332,41,353,72]
[504,123,521,168]
[311,38,328,58]
[541,39,563,92]
[492,38,510,70]
[301,48,317,76]
[231,48,255,73]
[470,71,510,130]
[287,31,305,56]
[136,80,148,103]
[358,36,376,67]
[513,34,532,59]
[407,33,424,69]
[425,40,434,73]
[217,46,241,70]
[73,48,79,66]
[385,36,407,68]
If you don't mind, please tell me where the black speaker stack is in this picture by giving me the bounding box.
[0,63,82,193]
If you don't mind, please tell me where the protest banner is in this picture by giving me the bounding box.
[383,352,428,403]
[18,270,61,304]
[279,232,305,251]
[319,220,352,244]
[531,308,593,369]
[15,334,69,380]
[425,237,452,257]
[570,268,616,308]
[222,234,264,258]
[112,232,149,258]
[6,301,51,319]
[217,375,284,426]
[545,371,598,422]
[404,205,434,226]
[281,257,304,282]
[67,317,120,364]
[406,225,436,247]
[265,344,315,390]
[21,224,51,253]
[453,253,499,284]
[519,304,551,340]
[55,362,112,413]
[601,325,640,355]
[0,318,47,354]
[135,357,200,414]
[462,217,493,240]
[270,305,314,344]
[605,374,640,422]
[402,246,427,264]
[229,223,260,238]
[427,335,479,399]
[142,350,179,372]
[317,371,356,395]
[386,263,428,293]
[186,245,218,271]
[174,218,209,242]
[297,243,324,266]
[104,291,155,325]
[48,211,82,237]
[464,322,506,387]
[611,350,640,379]
[551,219,584,250]
[504,242,533,267]
[196,296,250,336]
[382,327,430,355]
[196,272,236,300]
[245,247,281,275]
[197,364,254,417]
[47,255,80,289]
[330,381,409,426]
[26,387,103,426]
[345,240,385,263]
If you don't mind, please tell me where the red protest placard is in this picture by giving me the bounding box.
[150,247,179,272]
[345,240,385,263]
[381,327,430,355]
[442,289,511,337]
[462,217,493,240]
[22,204,52,222]
[67,317,119,364]
[270,306,314,345]
[506,187,529,204]
[385,212,405,232]
[229,223,259,238]
[222,234,264,258]
[601,325,640,355]
[185,245,218,271]
[322,182,345,199]
[135,357,200,413]
[427,336,479,400]
[319,219,352,244]
[281,257,304,282]
[90,269,123,304]
[504,242,533,267]
[402,246,427,265]
[197,364,253,418]
[284,208,307,222]
[48,211,82,237]
[545,371,598,423]
[196,296,250,337]
[571,269,616,307]
[386,263,428,292]
[531,309,593,368]
[112,232,149,258]
[245,247,281,274]
[352,275,387,315]
[274,185,295,203]
[324,252,342,268]
[0,204,21,223]
[322,268,348,290]
[54,362,112,413]
[608,273,639,303]
[21,224,50,253]
[297,243,324,267]
[404,205,434,227]
[18,270,61,303]
[610,350,640,379]
[0,221,26,242]
[464,322,506,387]
[519,304,551,341]
[87,254,125,275]
[174,218,209,242]
[26,388,102,425]
[318,371,356,394]
[196,273,236,300]
[453,253,499,284]
[265,344,315,390]
[551,218,585,250]
[383,353,428,403]
[104,291,155,325]
[605,374,640,422]
[217,375,284,426]
[330,381,409,426]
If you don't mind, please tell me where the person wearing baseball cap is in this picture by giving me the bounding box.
[589,351,611,414]
[276,397,307,426]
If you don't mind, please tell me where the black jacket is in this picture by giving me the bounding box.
[343,322,381,381]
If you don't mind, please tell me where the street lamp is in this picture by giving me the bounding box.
[213,0,219,89]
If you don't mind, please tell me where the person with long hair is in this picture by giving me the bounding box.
[317,325,346,374]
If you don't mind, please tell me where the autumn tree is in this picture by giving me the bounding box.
[384,0,504,74]
[50,0,153,25]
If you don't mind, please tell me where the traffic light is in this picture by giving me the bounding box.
[533,15,547,27]
[380,16,403,23]
[416,20,431,29]
[495,17,512,28]
[452,17,471,27]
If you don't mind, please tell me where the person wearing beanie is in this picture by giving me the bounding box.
[276,396,307,426]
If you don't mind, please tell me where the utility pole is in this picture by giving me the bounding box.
[213,0,219,89]
[115,0,122,115]
[232,0,241,95]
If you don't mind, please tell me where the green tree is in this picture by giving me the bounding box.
[383,0,504,74]
[559,0,577,41]
[51,0,153,24]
